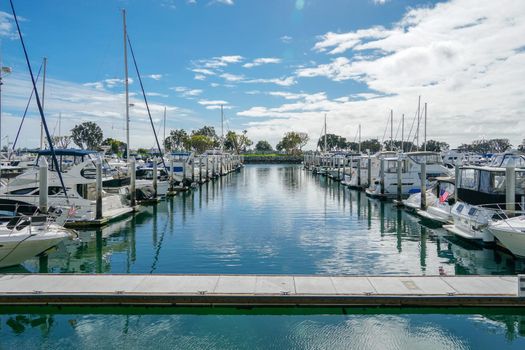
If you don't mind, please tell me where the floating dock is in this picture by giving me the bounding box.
[0,274,523,307]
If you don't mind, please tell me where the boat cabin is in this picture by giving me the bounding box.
[457,166,525,207]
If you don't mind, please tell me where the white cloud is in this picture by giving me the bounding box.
[172,86,203,97]
[146,92,169,98]
[194,74,206,80]
[244,76,296,86]
[198,99,229,105]
[372,0,390,5]
[192,68,215,75]
[0,11,17,39]
[195,55,244,70]
[146,74,163,80]
[280,35,293,43]
[240,0,525,148]
[211,0,234,5]
[243,57,282,68]
[3,74,192,148]
[82,78,134,90]
[220,73,245,82]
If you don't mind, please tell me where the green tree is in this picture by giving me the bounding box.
[421,139,449,152]
[318,134,347,151]
[518,139,525,153]
[360,139,382,153]
[164,129,188,151]
[71,122,103,150]
[102,138,127,154]
[255,140,273,152]
[192,125,220,148]
[276,131,303,154]
[224,130,253,154]
[187,134,214,153]
[458,138,512,153]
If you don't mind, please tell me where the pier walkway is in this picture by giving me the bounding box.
[0,274,522,307]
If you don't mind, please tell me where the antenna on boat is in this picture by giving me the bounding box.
[123,9,130,161]
[10,0,69,203]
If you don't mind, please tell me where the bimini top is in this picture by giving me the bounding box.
[170,151,191,156]
[38,149,98,157]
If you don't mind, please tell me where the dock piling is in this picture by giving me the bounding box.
[38,157,48,214]
[506,164,516,211]
[152,157,158,198]
[130,157,136,207]
[397,158,402,202]
[420,162,427,210]
[95,156,103,220]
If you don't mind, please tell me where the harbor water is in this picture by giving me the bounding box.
[2,164,525,349]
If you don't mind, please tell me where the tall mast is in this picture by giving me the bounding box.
[123,9,130,160]
[163,106,166,152]
[40,57,47,149]
[416,95,421,151]
[424,102,427,151]
[221,104,224,152]
[358,123,361,154]
[58,112,61,138]
[401,113,404,153]
[390,109,393,151]
[324,113,327,152]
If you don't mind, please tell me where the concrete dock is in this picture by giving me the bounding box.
[0,274,523,307]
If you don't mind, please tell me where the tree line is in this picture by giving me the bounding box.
[30,121,524,156]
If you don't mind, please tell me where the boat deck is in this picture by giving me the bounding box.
[0,274,523,307]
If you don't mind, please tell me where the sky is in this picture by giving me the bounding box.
[0,0,524,151]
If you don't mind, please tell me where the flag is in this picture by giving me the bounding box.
[68,206,77,217]
[439,190,450,203]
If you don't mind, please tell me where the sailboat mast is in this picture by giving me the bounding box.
[123,9,130,160]
[40,57,47,149]
[358,124,361,154]
[324,113,327,152]
[163,106,166,152]
[401,113,404,152]
[221,104,224,152]
[390,109,393,151]
[424,102,427,151]
[416,95,421,151]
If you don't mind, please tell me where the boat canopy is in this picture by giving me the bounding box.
[459,166,525,195]
[406,152,443,165]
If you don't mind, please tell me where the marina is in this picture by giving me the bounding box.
[1,0,525,348]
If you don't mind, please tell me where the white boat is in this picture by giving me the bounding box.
[0,149,132,224]
[347,152,397,189]
[366,152,451,199]
[0,215,73,268]
[408,177,456,224]
[489,215,525,257]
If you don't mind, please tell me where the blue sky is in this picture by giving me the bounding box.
[1,0,524,150]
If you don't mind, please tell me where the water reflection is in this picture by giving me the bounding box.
[1,311,525,349]
[9,164,525,276]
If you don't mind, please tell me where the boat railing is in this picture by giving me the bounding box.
[478,202,525,231]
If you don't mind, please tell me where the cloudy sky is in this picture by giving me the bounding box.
[0,0,524,150]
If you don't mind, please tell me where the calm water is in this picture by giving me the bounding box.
[2,164,525,349]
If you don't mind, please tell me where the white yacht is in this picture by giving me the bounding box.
[0,214,73,268]
[442,165,525,244]
[346,152,397,189]
[366,152,451,199]
[0,149,132,224]
[488,213,525,257]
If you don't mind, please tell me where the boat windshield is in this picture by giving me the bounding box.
[408,153,442,165]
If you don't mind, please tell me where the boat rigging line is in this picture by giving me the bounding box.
[9,0,69,203]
